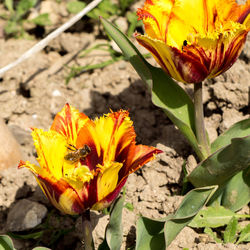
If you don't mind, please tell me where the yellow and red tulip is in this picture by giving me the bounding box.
[19,104,161,215]
[136,0,250,83]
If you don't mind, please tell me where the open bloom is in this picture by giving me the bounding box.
[136,0,250,83]
[19,104,161,215]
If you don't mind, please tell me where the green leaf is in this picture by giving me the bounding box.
[221,167,250,212]
[164,186,217,247]
[30,13,51,26]
[4,20,19,35]
[4,0,14,12]
[98,0,118,16]
[211,118,250,153]
[7,231,43,240]
[209,119,250,211]
[124,202,134,211]
[0,235,15,250]
[16,0,37,18]
[223,216,238,243]
[136,217,165,250]
[100,18,204,160]
[66,1,86,14]
[135,186,217,249]
[204,227,222,243]
[188,135,250,187]
[118,0,135,14]
[189,206,250,228]
[126,12,141,37]
[88,0,118,19]
[104,196,124,250]
[237,224,250,244]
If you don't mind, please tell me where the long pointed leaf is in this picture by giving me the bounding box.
[189,206,250,228]
[135,217,166,250]
[211,118,250,153]
[101,18,203,160]
[188,135,250,187]
[0,235,15,250]
[221,166,250,211]
[135,186,217,249]
[99,196,124,250]
[164,186,217,247]
[223,216,238,243]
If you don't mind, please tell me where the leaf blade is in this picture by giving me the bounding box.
[0,235,15,250]
[223,216,238,243]
[135,217,166,250]
[164,186,217,247]
[188,136,250,187]
[211,118,250,153]
[105,196,124,250]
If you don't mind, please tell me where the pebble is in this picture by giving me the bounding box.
[6,199,47,232]
[0,118,22,171]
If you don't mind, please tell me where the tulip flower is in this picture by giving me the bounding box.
[136,0,250,83]
[19,104,161,215]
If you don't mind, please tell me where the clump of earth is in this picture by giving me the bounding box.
[0,0,249,249]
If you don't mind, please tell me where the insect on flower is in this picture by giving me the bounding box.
[18,104,162,215]
[64,144,91,163]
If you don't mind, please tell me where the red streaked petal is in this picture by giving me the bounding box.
[118,144,162,180]
[91,178,127,211]
[94,110,136,163]
[136,35,209,83]
[51,103,89,145]
[76,119,102,171]
[37,175,85,215]
[82,177,98,209]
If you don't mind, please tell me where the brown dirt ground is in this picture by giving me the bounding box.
[0,1,250,249]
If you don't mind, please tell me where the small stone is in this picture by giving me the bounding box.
[207,101,217,111]
[0,118,22,171]
[186,155,197,175]
[8,125,32,145]
[6,199,47,231]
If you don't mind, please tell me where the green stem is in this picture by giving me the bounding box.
[82,210,94,250]
[194,82,210,160]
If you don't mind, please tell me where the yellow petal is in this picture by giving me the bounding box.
[94,110,135,162]
[32,128,67,179]
[51,103,90,145]
[63,162,94,192]
[96,161,123,202]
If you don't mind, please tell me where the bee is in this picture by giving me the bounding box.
[64,144,91,163]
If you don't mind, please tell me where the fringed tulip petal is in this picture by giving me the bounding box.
[119,144,162,179]
[136,34,209,83]
[19,104,162,214]
[76,120,102,171]
[31,128,67,179]
[51,103,89,145]
[94,110,136,163]
[137,0,250,83]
